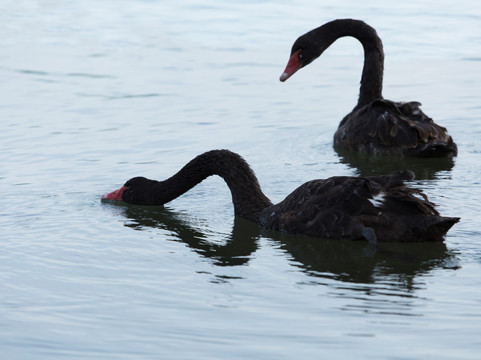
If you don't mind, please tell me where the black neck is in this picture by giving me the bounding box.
[155,150,273,221]
[313,19,384,109]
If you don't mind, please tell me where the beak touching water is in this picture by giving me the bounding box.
[101,186,127,201]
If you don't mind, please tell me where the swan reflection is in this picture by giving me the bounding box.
[335,147,455,180]
[116,204,460,290]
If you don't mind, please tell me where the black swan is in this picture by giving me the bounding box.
[280,19,457,157]
[101,149,458,242]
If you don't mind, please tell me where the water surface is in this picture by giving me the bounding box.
[1,1,481,359]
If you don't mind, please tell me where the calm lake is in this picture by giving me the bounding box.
[1,0,481,359]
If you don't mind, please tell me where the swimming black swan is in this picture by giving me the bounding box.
[102,150,458,242]
[280,19,457,157]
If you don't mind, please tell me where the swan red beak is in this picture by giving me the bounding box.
[280,50,301,82]
[101,186,127,201]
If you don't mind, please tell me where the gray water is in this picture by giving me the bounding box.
[2,1,481,359]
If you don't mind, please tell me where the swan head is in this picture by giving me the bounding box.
[280,31,329,82]
[102,177,161,205]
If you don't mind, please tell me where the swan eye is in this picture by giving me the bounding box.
[297,51,305,63]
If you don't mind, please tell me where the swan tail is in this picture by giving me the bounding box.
[411,137,458,157]
[425,217,460,241]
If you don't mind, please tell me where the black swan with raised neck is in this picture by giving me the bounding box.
[280,19,457,157]
[102,150,458,242]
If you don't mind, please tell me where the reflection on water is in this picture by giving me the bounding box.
[279,233,458,282]
[121,205,261,267]
[335,147,456,179]
[3,0,481,357]
[116,204,460,291]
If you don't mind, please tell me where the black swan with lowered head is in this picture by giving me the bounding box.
[280,19,457,157]
[102,150,458,242]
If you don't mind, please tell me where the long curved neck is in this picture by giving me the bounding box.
[315,19,384,109]
[155,150,273,221]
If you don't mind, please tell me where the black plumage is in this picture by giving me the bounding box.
[280,19,457,157]
[102,150,459,242]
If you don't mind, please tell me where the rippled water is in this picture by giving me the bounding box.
[2,0,481,359]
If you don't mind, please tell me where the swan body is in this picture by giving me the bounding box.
[102,150,459,242]
[280,19,457,157]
